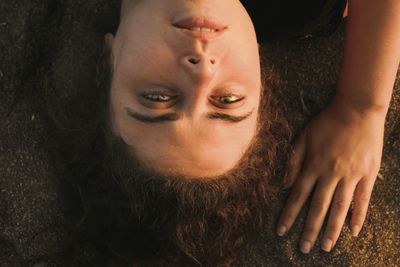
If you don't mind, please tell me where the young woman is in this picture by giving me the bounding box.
[57,1,288,266]
[55,0,399,265]
[107,0,400,256]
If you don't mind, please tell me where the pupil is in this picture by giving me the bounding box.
[222,96,236,103]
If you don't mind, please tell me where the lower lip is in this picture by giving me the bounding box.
[172,15,228,31]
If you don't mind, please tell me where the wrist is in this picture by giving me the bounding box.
[330,93,388,124]
[333,91,389,118]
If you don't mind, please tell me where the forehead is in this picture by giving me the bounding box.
[130,135,254,178]
[118,112,260,178]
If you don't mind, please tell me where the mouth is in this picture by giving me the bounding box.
[172,16,228,41]
[180,27,219,33]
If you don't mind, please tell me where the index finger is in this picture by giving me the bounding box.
[277,168,317,236]
[284,133,306,188]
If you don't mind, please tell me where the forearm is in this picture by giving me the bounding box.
[337,0,400,113]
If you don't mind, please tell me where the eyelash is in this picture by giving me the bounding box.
[142,93,244,104]
[211,95,244,104]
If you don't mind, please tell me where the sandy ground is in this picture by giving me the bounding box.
[1,1,399,266]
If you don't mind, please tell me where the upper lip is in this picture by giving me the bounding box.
[172,16,228,41]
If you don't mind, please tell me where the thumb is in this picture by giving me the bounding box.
[283,132,306,188]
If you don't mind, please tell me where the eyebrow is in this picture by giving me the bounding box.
[125,107,254,124]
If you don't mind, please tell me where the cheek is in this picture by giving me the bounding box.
[220,46,261,92]
[114,27,175,81]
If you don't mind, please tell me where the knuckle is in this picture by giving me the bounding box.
[348,164,360,175]
[352,211,363,222]
[352,209,365,219]
[332,199,348,211]
[306,158,319,171]
[280,213,294,225]
[350,164,370,177]
[312,199,327,214]
[303,225,318,237]
[324,224,339,236]
[289,189,304,204]
[348,157,379,177]
[331,157,345,173]
[357,193,371,203]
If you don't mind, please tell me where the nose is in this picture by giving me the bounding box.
[181,54,217,83]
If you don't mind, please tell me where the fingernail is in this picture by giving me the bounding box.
[352,225,361,237]
[277,225,287,236]
[300,240,312,254]
[321,238,333,252]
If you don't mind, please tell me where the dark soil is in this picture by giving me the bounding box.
[1,1,399,266]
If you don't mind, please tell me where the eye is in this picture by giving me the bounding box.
[142,93,177,102]
[215,95,243,104]
[139,92,178,109]
[210,94,245,109]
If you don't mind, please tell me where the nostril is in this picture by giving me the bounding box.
[210,59,216,65]
[188,57,200,64]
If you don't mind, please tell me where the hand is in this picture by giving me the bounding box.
[276,96,386,254]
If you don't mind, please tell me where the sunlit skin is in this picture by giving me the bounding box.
[278,0,400,254]
[107,0,261,178]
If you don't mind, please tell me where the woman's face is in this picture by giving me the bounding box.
[108,0,261,178]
